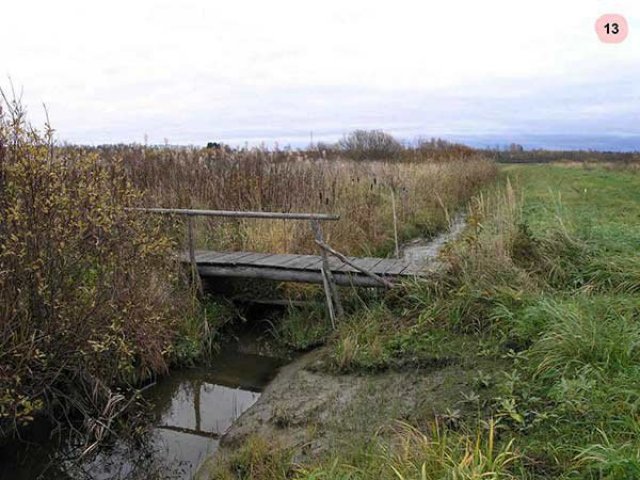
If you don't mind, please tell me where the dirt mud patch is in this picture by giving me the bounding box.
[198,347,503,475]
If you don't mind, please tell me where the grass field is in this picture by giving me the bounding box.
[209,164,640,479]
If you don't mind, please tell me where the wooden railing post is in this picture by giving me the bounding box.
[187,215,204,297]
[391,188,400,259]
[311,219,343,328]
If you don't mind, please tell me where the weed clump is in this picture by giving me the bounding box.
[206,436,292,480]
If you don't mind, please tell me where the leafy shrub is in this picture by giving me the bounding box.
[0,95,188,436]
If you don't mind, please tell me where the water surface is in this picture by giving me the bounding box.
[1,350,283,480]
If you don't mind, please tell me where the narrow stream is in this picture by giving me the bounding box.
[2,218,467,479]
[1,348,285,480]
[401,214,466,264]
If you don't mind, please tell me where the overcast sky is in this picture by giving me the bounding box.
[2,0,639,149]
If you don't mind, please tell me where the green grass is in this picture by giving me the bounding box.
[207,164,640,479]
[272,303,333,351]
[172,296,237,364]
[479,165,640,478]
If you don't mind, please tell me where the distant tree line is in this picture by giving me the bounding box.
[106,130,638,164]
[488,148,640,164]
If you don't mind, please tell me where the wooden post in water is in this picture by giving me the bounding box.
[311,219,343,327]
[194,381,202,433]
[187,216,204,297]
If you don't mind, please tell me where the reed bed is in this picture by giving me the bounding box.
[111,146,497,255]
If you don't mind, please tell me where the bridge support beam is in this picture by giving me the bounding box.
[187,216,204,297]
[311,220,344,328]
[196,265,394,288]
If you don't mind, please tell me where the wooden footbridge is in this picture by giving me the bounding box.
[132,208,435,326]
[185,249,426,288]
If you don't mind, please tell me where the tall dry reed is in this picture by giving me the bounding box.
[106,146,497,255]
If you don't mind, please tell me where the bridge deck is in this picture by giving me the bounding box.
[182,250,434,287]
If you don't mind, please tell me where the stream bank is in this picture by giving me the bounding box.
[198,347,502,478]
[197,215,477,477]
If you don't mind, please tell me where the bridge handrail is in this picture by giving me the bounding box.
[129,206,344,322]
[126,207,339,221]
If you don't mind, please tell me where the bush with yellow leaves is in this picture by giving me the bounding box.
[0,93,188,437]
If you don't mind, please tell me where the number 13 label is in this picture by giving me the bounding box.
[596,14,629,43]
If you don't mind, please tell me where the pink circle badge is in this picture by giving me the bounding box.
[595,14,629,43]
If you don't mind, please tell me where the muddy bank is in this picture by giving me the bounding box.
[198,348,501,477]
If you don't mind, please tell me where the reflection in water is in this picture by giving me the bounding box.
[150,381,260,477]
[164,383,260,435]
[0,351,283,480]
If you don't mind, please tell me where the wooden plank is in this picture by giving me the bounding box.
[192,251,237,263]
[297,258,324,271]
[230,252,276,265]
[273,254,316,268]
[281,254,348,272]
[193,251,231,261]
[128,207,340,221]
[326,256,348,271]
[211,251,265,264]
[372,259,409,275]
[351,258,386,272]
[384,261,412,275]
[250,254,302,267]
[187,249,432,280]
[334,257,363,273]
[196,251,243,264]
[278,255,323,270]
[226,251,264,264]
[366,259,395,274]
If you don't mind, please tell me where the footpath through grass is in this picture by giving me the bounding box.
[209,164,640,480]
